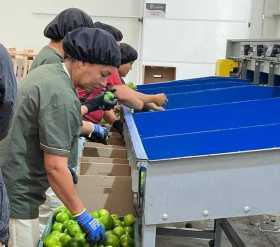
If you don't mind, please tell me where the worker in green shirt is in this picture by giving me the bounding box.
[29,8,118,234]
[0,27,121,247]
[31,8,114,144]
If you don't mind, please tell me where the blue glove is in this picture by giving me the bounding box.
[87,124,109,145]
[74,210,105,244]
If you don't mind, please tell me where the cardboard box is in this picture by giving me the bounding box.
[81,156,129,165]
[108,135,124,146]
[80,162,131,176]
[83,143,127,159]
[76,175,135,215]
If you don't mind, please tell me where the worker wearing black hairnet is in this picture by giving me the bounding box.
[31,8,116,145]
[31,8,94,69]
[1,27,121,246]
[0,43,17,247]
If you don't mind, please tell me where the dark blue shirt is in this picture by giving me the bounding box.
[0,43,17,140]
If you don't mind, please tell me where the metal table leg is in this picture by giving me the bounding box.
[141,225,156,247]
[253,61,261,84]
[213,219,223,247]
[213,219,246,247]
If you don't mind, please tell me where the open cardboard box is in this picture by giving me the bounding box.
[80,156,129,164]
[76,175,135,215]
[80,162,131,176]
[83,143,127,159]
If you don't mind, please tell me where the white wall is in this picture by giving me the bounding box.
[2,0,277,83]
[249,0,279,38]
[142,0,252,80]
[0,0,142,83]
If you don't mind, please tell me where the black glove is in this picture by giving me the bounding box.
[86,124,109,145]
[84,90,117,113]
[112,120,123,137]
[69,167,78,184]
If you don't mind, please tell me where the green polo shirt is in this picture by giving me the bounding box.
[30,46,63,71]
[0,63,82,219]
[30,45,79,169]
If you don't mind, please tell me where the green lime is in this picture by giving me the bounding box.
[124,226,134,237]
[98,209,110,217]
[55,206,71,218]
[74,232,86,245]
[51,231,63,240]
[112,226,125,237]
[52,222,64,232]
[65,239,83,247]
[56,212,70,223]
[123,214,135,226]
[120,234,134,247]
[59,233,72,246]
[44,234,62,247]
[99,214,114,230]
[90,210,100,219]
[110,214,119,221]
[105,232,120,247]
[104,92,115,101]
[67,224,82,237]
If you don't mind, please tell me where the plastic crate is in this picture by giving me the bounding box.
[37,213,54,247]
[37,213,140,247]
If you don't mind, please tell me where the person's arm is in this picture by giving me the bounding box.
[112,85,144,110]
[81,105,89,116]
[81,120,93,135]
[39,96,105,244]
[135,91,167,106]
[44,152,84,214]
[103,110,117,125]
[144,102,165,111]
[44,152,105,244]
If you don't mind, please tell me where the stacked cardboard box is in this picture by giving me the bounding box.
[76,132,135,215]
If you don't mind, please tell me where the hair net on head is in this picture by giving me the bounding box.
[92,21,123,42]
[63,27,121,67]
[120,43,138,65]
[44,8,94,41]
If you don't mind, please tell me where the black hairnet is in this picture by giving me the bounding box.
[92,22,123,42]
[120,43,138,65]
[63,27,121,67]
[44,8,94,41]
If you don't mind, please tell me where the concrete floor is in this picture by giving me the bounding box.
[155,215,280,247]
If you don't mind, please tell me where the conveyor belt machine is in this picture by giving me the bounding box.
[123,75,280,247]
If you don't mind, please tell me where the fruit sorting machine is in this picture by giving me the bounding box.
[123,76,280,247]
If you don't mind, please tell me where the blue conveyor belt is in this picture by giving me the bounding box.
[163,85,280,109]
[139,81,248,94]
[125,77,280,161]
[142,123,280,160]
[137,76,248,90]
[135,98,280,138]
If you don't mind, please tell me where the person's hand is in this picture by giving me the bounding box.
[87,124,109,145]
[84,90,117,113]
[74,210,105,244]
